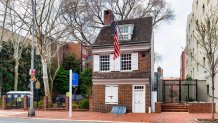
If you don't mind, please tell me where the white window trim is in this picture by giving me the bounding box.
[99,55,110,72]
[118,24,134,40]
[121,53,132,71]
[105,85,118,104]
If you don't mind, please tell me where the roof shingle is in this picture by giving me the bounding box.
[93,17,153,46]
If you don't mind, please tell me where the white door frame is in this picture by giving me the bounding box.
[132,85,146,113]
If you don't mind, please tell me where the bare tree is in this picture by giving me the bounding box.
[4,0,31,91]
[186,9,218,122]
[0,0,10,97]
[1,0,70,102]
[62,0,174,45]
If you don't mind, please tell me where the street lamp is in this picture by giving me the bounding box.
[28,0,36,117]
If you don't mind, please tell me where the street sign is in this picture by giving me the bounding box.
[72,72,79,87]
[66,92,69,97]
[29,69,36,76]
[35,81,40,89]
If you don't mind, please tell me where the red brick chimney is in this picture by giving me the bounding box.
[104,10,114,25]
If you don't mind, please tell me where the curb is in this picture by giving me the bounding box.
[0,116,147,123]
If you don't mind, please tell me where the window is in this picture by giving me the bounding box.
[121,54,131,70]
[100,55,110,71]
[118,25,134,40]
[105,85,118,104]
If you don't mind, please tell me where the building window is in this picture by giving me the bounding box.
[100,55,110,71]
[118,25,134,40]
[121,54,131,70]
[207,85,209,95]
[105,85,118,104]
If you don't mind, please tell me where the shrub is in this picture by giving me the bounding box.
[34,100,44,107]
[79,98,89,109]
[72,102,79,109]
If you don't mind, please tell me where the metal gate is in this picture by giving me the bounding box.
[163,80,198,103]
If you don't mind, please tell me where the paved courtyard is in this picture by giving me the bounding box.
[0,110,218,123]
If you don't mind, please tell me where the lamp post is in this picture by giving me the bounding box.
[28,0,36,117]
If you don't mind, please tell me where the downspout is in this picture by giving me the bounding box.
[149,47,152,113]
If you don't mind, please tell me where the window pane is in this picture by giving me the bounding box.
[100,55,110,71]
[121,54,131,70]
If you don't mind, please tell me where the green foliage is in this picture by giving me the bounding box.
[34,100,44,107]
[79,98,89,109]
[72,102,79,109]
[0,98,2,106]
[0,42,43,95]
[0,42,14,94]
[53,67,69,94]
[186,74,192,81]
[79,68,92,98]
[53,54,81,94]
[63,54,81,73]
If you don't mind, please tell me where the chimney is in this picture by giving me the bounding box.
[104,10,114,25]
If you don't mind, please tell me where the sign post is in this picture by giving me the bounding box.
[69,70,79,118]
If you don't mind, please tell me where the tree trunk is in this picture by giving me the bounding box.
[41,58,52,103]
[212,75,215,122]
[14,59,19,91]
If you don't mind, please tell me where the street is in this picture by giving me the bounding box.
[0,117,123,123]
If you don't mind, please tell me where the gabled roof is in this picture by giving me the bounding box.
[93,17,153,47]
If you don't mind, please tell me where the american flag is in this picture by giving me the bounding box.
[112,21,120,60]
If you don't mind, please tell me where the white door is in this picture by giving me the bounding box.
[133,85,145,113]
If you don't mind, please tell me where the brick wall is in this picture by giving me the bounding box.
[92,84,150,113]
[155,102,162,113]
[188,103,216,113]
[93,51,150,79]
[138,51,150,72]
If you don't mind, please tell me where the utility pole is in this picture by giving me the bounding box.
[28,0,36,117]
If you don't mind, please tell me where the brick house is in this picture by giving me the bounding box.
[91,10,154,113]
[61,42,92,70]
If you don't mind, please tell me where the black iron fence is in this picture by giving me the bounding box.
[162,80,199,103]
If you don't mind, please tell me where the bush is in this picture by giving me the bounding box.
[79,98,89,109]
[34,100,44,107]
[0,98,2,106]
[72,102,79,109]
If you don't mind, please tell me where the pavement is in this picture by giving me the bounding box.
[0,109,218,123]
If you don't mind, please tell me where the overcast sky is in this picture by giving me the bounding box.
[154,0,193,77]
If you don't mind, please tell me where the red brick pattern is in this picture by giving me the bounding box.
[2,95,6,110]
[188,103,216,113]
[65,96,69,111]
[23,96,28,110]
[146,84,151,112]
[89,96,94,112]
[43,96,48,111]
[92,84,150,113]
[138,51,150,72]
[155,102,162,113]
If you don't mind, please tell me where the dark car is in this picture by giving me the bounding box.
[55,94,83,103]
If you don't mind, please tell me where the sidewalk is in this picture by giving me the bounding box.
[1,109,218,123]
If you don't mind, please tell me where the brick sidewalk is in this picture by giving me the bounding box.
[1,110,218,123]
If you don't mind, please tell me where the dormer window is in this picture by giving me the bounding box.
[118,24,134,40]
